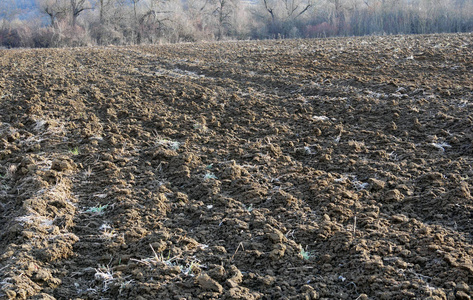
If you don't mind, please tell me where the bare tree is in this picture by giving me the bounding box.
[131,0,141,21]
[282,0,312,21]
[37,0,68,26]
[213,0,240,39]
[37,0,91,27]
[176,0,215,40]
[0,0,20,26]
[261,0,277,28]
[97,0,114,24]
[129,0,141,42]
[259,0,313,36]
[91,0,115,44]
[139,0,175,43]
[327,0,346,34]
[70,0,93,27]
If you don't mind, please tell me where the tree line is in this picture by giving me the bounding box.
[1,0,472,48]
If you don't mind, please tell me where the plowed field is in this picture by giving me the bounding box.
[1,33,473,299]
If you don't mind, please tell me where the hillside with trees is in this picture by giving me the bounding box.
[0,0,473,47]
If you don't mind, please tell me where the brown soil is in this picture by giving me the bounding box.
[1,33,473,300]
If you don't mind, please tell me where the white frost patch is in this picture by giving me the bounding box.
[93,193,108,199]
[16,214,53,228]
[431,142,451,152]
[334,176,348,183]
[304,146,315,155]
[312,115,329,121]
[94,265,115,292]
[353,181,369,191]
[34,120,47,132]
[154,67,207,79]
[99,223,112,231]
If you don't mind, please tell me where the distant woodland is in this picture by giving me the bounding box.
[1,0,472,48]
